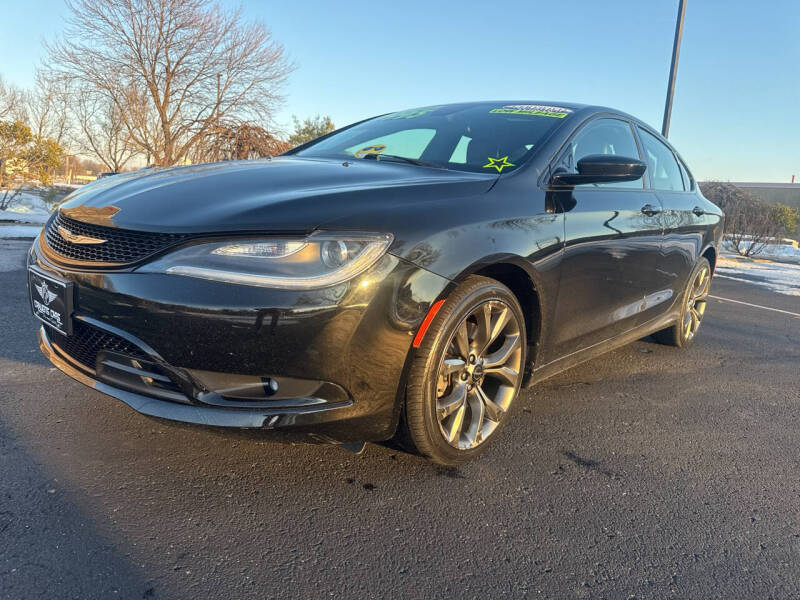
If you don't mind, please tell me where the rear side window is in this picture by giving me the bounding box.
[563,118,644,188]
[638,128,685,191]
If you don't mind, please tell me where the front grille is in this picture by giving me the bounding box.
[44,212,189,265]
[47,320,147,370]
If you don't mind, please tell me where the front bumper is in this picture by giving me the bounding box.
[30,237,451,442]
[39,325,358,433]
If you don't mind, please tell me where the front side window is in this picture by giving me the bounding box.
[295,103,572,174]
[638,128,685,192]
[561,118,644,188]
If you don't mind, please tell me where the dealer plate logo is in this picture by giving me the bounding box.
[29,269,71,334]
[35,280,57,305]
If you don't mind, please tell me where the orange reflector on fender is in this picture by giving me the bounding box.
[412,299,446,348]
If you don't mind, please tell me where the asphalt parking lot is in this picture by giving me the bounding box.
[1,239,798,599]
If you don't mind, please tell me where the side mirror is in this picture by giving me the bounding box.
[550,154,647,187]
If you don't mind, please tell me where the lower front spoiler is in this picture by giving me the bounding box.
[38,327,363,442]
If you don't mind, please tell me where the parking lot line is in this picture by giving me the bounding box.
[709,295,800,317]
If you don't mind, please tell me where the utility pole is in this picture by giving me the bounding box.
[215,72,222,162]
[662,0,687,138]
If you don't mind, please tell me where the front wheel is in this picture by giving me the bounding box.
[402,276,526,466]
[654,257,711,348]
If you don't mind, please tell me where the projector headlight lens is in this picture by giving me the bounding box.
[138,232,393,290]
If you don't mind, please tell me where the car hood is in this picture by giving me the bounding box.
[57,157,496,233]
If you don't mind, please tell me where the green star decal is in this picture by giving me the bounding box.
[483,156,515,173]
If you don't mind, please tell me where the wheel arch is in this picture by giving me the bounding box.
[452,256,544,382]
[392,256,545,440]
[701,244,717,275]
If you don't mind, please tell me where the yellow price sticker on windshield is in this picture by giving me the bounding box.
[354,144,387,158]
[490,104,572,119]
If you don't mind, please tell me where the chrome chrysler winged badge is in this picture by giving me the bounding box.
[57,225,107,245]
[35,281,58,305]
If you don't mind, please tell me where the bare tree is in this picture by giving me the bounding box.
[700,181,783,257]
[46,0,293,166]
[192,120,290,163]
[25,72,72,182]
[27,71,70,147]
[0,76,25,122]
[73,88,136,172]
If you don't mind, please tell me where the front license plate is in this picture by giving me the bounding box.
[28,267,74,335]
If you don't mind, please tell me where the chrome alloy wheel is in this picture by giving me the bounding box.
[434,300,523,449]
[683,264,710,341]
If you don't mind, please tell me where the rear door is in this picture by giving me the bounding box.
[636,127,705,304]
[549,117,664,358]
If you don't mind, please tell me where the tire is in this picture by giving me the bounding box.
[402,276,526,466]
[653,257,711,348]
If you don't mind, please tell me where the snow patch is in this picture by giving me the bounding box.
[716,254,800,297]
[0,191,53,224]
[722,240,800,265]
[0,224,44,239]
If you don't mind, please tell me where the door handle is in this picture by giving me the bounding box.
[641,204,662,217]
[692,206,706,216]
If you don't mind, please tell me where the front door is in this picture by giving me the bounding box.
[549,117,664,359]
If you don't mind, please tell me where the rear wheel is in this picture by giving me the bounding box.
[402,276,526,466]
[654,257,711,348]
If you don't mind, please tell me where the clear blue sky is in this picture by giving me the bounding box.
[1,0,798,181]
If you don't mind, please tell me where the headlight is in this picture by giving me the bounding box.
[137,232,393,290]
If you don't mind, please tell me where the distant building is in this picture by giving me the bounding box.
[730,182,799,235]
[729,182,800,210]
[73,174,98,184]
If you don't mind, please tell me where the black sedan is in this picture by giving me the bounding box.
[28,101,722,465]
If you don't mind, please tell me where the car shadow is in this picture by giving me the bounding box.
[0,416,163,599]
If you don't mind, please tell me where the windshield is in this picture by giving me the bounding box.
[294,103,573,174]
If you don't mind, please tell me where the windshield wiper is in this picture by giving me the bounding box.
[359,153,444,169]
